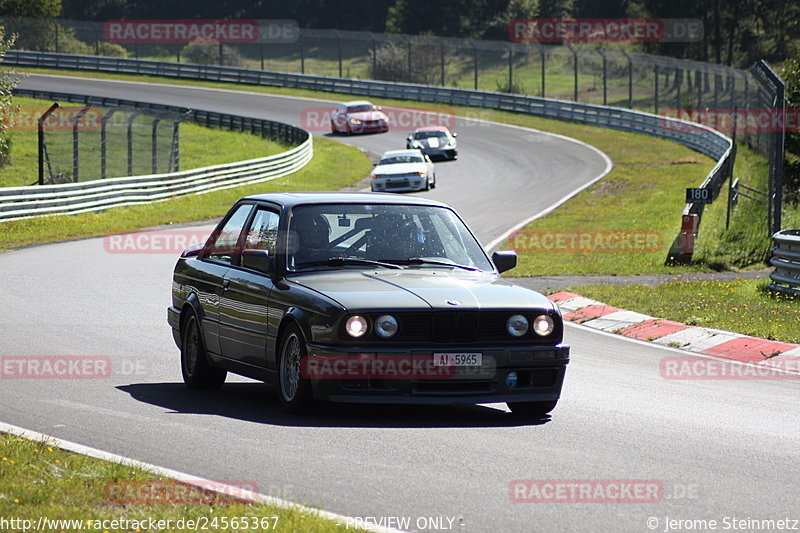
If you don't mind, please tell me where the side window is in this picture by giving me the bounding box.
[244,209,280,252]
[206,204,252,264]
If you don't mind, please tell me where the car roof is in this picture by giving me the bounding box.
[342,100,374,107]
[243,191,448,209]
[380,149,424,157]
[413,126,450,132]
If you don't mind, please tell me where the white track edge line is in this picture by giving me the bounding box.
[0,421,407,533]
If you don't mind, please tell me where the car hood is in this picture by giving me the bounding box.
[412,137,451,149]
[372,162,426,175]
[288,269,555,311]
[349,111,386,121]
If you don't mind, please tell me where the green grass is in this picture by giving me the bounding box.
[0,97,288,188]
[0,136,371,250]
[567,278,800,344]
[0,432,352,532]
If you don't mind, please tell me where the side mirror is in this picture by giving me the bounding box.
[241,249,275,275]
[452,131,457,137]
[407,134,413,141]
[492,250,517,274]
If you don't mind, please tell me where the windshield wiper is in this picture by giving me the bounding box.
[296,257,403,269]
[379,258,482,271]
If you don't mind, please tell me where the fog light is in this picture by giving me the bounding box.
[506,371,518,389]
[346,316,368,338]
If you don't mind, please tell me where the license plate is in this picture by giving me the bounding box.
[433,353,482,367]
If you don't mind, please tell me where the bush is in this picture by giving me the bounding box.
[96,41,127,58]
[55,28,92,55]
[180,40,245,67]
[370,36,440,84]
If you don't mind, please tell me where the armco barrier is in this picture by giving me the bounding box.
[2,87,312,221]
[768,230,800,296]
[4,51,732,256]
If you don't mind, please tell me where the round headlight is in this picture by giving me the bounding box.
[374,315,398,338]
[533,314,555,336]
[506,314,529,337]
[345,316,368,338]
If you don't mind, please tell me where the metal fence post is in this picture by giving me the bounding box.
[407,39,413,83]
[601,51,608,105]
[151,118,161,174]
[337,32,342,78]
[371,37,377,78]
[506,44,513,92]
[38,103,59,186]
[654,64,659,114]
[569,46,578,102]
[100,108,118,179]
[471,40,478,90]
[622,50,633,108]
[127,111,141,176]
[300,35,305,74]
[538,44,546,98]
[72,106,90,183]
[440,43,445,86]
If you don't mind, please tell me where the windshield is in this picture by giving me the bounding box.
[347,105,375,113]
[379,155,423,165]
[413,131,449,140]
[287,203,493,272]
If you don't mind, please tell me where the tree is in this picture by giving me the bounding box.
[782,54,800,203]
[0,28,20,168]
[0,0,60,18]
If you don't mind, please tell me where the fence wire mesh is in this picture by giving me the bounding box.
[39,104,181,185]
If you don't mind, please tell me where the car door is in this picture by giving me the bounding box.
[196,203,254,355]
[333,104,347,131]
[218,206,280,368]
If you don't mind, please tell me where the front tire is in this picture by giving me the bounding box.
[181,313,226,390]
[507,400,557,418]
[278,323,314,414]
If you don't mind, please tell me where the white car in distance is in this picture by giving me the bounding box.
[370,149,436,193]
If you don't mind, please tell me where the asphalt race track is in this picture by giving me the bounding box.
[1,74,799,532]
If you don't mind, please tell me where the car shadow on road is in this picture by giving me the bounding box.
[116,382,550,428]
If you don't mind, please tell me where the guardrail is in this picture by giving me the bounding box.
[5,51,732,258]
[768,230,800,297]
[2,87,312,221]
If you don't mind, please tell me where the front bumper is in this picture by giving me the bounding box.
[305,343,569,404]
[371,176,427,192]
[419,147,457,159]
[350,122,388,134]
